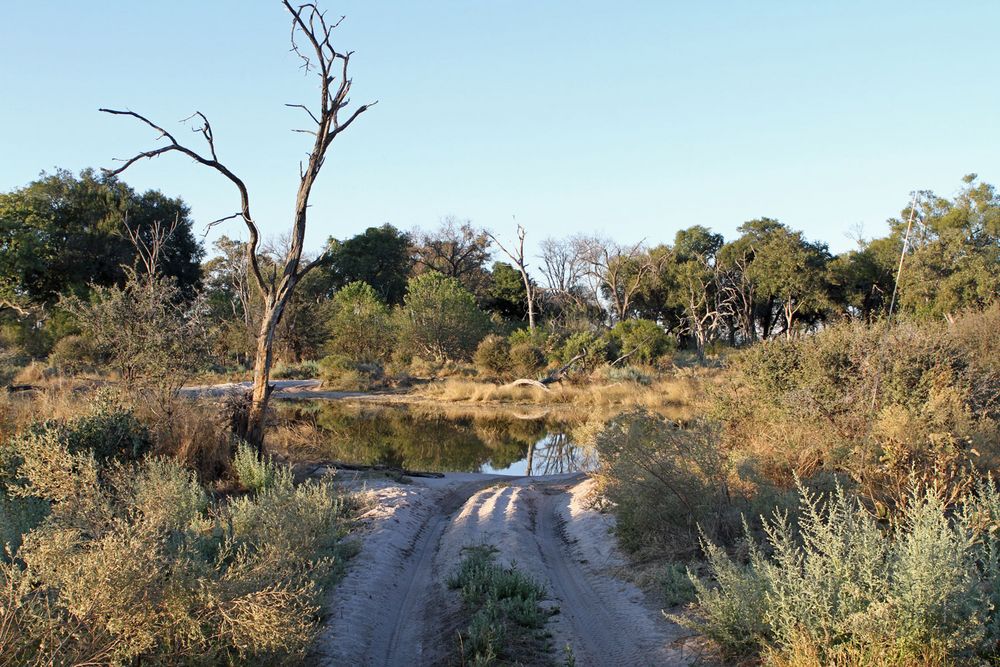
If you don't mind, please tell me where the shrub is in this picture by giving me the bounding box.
[474,335,512,381]
[508,342,546,379]
[593,410,736,558]
[507,327,548,349]
[558,331,609,376]
[679,479,1000,665]
[5,393,150,467]
[61,271,210,396]
[326,281,395,364]
[607,318,674,365]
[271,360,321,379]
[596,365,653,386]
[715,310,1000,508]
[47,334,99,373]
[657,562,697,607]
[11,361,53,386]
[395,273,491,362]
[0,422,356,664]
[318,354,385,391]
[232,440,292,492]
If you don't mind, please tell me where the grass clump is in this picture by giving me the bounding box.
[232,440,292,492]
[678,478,1000,666]
[447,545,550,666]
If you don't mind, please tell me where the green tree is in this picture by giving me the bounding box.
[0,169,203,308]
[482,261,528,322]
[827,237,897,321]
[396,272,490,362]
[895,175,1000,319]
[411,217,493,298]
[745,225,831,339]
[327,281,394,364]
[665,226,724,354]
[275,267,334,362]
[716,217,787,342]
[326,224,411,305]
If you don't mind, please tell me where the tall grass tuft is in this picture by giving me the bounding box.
[232,440,293,492]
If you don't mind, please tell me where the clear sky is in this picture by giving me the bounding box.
[2,1,998,259]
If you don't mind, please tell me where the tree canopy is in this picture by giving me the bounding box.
[0,169,203,309]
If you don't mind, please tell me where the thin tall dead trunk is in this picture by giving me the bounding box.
[101,2,374,450]
[488,224,537,331]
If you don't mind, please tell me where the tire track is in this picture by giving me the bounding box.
[320,476,689,666]
[534,482,681,665]
[375,481,490,667]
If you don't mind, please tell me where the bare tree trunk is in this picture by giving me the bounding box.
[488,223,536,331]
[245,296,283,449]
[101,1,374,450]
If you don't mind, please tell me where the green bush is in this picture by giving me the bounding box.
[232,440,293,492]
[271,360,321,379]
[679,479,1000,665]
[5,394,150,467]
[658,562,697,607]
[47,333,99,373]
[474,334,512,381]
[508,342,545,379]
[318,354,385,391]
[507,327,548,349]
[558,331,609,375]
[396,273,491,362]
[326,281,395,364]
[607,318,674,365]
[715,308,1000,506]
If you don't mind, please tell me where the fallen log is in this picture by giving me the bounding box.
[508,378,550,391]
[294,460,446,479]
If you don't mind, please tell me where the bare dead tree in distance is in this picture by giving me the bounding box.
[100,1,375,449]
[487,221,537,331]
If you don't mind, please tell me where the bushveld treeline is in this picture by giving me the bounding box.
[1,169,997,380]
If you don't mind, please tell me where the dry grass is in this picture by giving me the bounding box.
[0,386,235,482]
[411,370,715,420]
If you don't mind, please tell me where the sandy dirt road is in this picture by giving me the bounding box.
[315,474,692,666]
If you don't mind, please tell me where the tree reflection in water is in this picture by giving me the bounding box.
[273,400,596,476]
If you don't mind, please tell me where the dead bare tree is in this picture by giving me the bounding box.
[100,1,375,449]
[579,237,658,323]
[122,214,181,288]
[487,222,537,331]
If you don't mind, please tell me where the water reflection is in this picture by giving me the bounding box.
[273,400,596,476]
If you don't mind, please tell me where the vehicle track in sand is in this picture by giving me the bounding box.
[318,475,691,666]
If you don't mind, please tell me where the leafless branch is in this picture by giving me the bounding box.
[99,107,267,292]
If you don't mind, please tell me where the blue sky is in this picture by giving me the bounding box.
[2,1,997,258]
